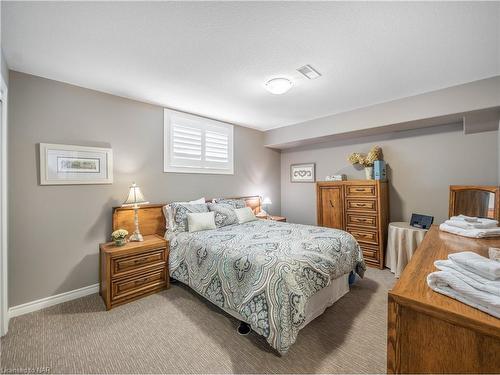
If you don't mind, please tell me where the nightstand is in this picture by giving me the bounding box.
[259,215,287,222]
[100,234,169,310]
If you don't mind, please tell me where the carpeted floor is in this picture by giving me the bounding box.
[1,268,395,374]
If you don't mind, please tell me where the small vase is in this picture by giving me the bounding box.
[114,238,127,247]
[365,166,374,180]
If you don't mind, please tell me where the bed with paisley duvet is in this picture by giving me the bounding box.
[164,199,365,354]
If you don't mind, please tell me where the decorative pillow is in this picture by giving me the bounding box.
[167,203,209,233]
[207,203,239,228]
[212,198,246,209]
[188,197,206,204]
[187,212,216,233]
[235,207,257,224]
[162,197,206,229]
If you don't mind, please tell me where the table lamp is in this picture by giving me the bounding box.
[122,182,149,242]
[262,197,272,218]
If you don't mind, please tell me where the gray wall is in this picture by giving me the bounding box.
[8,71,281,306]
[281,123,498,225]
[1,0,9,87]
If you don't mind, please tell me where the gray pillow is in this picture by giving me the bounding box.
[168,203,209,233]
[212,198,246,209]
[207,203,239,227]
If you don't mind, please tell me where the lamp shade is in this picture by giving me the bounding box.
[122,182,149,206]
[262,197,272,205]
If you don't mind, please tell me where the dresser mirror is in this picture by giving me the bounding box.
[449,185,500,220]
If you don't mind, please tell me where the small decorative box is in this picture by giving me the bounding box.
[374,160,386,181]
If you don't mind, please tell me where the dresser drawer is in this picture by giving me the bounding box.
[360,243,380,264]
[347,226,379,245]
[112,248,166,278]
[346,185,376,197]
[111,267,167,302]
[346,213,377,229]
[346,199,377,212]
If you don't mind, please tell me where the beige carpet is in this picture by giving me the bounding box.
[1,268,395,374]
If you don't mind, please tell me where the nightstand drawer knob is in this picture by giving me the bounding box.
[136,277,150,285]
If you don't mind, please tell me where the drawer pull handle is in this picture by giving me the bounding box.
[329,200,334,208]
[355,188,365,192]
[134,258,148,264]
[135,277,150,285]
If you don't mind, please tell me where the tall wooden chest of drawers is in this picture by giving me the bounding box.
[316,180,389,268]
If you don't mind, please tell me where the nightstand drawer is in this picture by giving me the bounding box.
[112,248,166,277]
[346,213,377,228]
[346,199,377,212]
[111,267,167,302]
[347,226,379,245]
[346,185,376,197]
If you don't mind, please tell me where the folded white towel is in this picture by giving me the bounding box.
[439,223,500,239]
[434,260,500,296]
[427,271,500,318]
[489,247,500,261]
[444,219,498,230]
[449,251,500,281]
[450,214,481,223]
[450,215,498,225]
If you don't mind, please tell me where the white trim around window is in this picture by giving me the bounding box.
[164,109,234,175]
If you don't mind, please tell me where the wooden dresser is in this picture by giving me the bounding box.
[316,180,389,268]
[388,226,500,373]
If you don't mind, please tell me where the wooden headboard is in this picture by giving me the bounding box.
[112,196,262,237]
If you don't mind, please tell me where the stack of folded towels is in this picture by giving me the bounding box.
[439,214,500,238]
[427,250,500,318]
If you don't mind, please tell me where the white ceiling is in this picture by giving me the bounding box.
[2,1,500,131]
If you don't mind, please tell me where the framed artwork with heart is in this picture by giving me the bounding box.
[290,163,316,183]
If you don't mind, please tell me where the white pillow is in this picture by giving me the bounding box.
[189,197,206,204]
[235,207,257,224]
[187,212,216,232]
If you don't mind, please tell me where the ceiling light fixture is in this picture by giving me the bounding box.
[265,77,293,95]
[297,65,321,80]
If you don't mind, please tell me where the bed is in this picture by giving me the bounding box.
[113,196,365,354]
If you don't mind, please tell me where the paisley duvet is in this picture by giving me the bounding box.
[167,220,365,354]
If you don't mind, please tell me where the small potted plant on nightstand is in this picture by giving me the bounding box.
[111,229,129,247]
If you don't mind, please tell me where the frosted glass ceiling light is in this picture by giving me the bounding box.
[265,78,293,95]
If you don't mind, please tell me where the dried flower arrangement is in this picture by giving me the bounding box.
[347,146,383,167]
[111,229,129,246]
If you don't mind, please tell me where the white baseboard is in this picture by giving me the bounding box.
[8,283,100,319]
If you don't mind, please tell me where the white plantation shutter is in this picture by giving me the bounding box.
[164,109,234,174]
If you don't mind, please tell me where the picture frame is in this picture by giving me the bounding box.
[39,143,113,185]
[290,163,316,183]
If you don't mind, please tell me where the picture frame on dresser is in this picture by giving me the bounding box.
[39,143,113,185]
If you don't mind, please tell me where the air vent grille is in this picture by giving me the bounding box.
[297,65,321,80]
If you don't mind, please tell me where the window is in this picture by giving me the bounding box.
[164,109,234,174]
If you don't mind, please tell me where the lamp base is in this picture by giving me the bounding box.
[128,232,144,242]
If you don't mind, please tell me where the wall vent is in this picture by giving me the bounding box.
[297,65,321,79]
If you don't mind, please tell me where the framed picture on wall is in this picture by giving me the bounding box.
[39,143,113,185]
[290,163,316,183]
